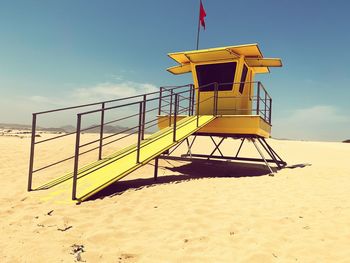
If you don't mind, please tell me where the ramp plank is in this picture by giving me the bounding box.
[42,115,214,203]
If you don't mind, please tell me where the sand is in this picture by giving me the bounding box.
[1,131,350,262]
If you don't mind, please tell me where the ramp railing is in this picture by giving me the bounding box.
[27,81,272,198]
[27,84,193,191]
[70,84,216,199]
[255,82,272,124]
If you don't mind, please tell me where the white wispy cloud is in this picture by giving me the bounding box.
[28,95,65,106]
[26,80,158,108]
[71,81,158,102]
[0,79,159,125]
[273,105,350,141]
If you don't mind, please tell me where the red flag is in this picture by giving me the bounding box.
[199,0,207,30]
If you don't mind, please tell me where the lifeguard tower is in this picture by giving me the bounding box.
[158,43,286,173]
[27,43,286,203]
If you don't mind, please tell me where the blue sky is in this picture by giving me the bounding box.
[0,0,349,141]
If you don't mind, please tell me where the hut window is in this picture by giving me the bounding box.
[239,64,248,94]
[196,62,237,91]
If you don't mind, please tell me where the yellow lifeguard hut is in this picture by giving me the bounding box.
[163,43,282,137]
[158,43,286,173]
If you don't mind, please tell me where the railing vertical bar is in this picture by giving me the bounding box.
[256,82,260,116]
[173,94,178,142]
[264,91,267,121]
[158,87,163,115]
[169,90,173,126]
[269,98,272,124]
[98,102,105,160]
[136,102,143,163]
[72,114,82,200]
[27,113,37,191]
[191,84,195,115]
[142,95,146,140]
[214,82,219,116]
[188,85,192,116]
[197,87,200,127]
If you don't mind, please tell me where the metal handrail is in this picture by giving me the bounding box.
[28,80,273,199]
[27,84,194,191]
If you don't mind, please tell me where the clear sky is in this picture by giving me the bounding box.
[0,0,349,141]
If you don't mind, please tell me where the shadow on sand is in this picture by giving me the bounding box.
[88,159,279,201]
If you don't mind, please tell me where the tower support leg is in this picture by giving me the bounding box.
[235,138,245,158]
[251,139,274,176]
[260,138,286,167]
[209,136,225,158]
[154,157,159,181]
[159,135,286,177]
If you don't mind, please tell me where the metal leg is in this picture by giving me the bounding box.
[251,139,274,176]
[186,135,197,156]
[209,136,225,158]
[72,114,82,200]
[28,113,37,191]
[187,135,197,154]
[261,138,286,167]
[257,138,281,168]
[235,138,245,158]
[154,157,159,181]
[168,139,186,155]
[179,135,197,158]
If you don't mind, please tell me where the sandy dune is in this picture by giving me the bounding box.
[1,132,350,262]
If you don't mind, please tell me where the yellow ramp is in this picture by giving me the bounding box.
[42,115,215,203]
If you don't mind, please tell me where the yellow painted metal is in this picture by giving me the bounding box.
[168,43,263,64]
[197,115,271,138]
[157,115,188,130]
[245,58,282,67]
[166,43,281,123]
[167,43,281,76]
[40,115,215,203]
[158,115,271,138]
[252,67,269,74]
[189,58,255,116]
[167,64,191,75]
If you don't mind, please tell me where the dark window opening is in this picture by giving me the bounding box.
[196,62,237,91]
[239,64,248,94]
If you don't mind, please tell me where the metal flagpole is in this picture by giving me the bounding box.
[196,0,201,50]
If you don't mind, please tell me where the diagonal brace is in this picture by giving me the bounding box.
[209,136,225,158]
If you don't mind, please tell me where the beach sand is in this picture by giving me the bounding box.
[1,132,350,262]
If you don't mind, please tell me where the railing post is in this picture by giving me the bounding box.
[142,95,146,140]
[169,90,173,126]
[136,101,143,163]
[197,86,201,127]
[264,91,267,121]
[191,84,195,115]
[72,114,82,200]
[269,97,272,124]
[154,156,159,181]
[214,82,219,116]
[173,94,179,142]
[27,113,37,191]
[188,85,192,116]
[158,87,163,115]
[256,82,260,116]
[98,102,105,160]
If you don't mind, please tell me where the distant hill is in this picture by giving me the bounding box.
[0,123,32,130]
[0,123,132,134]
[59,125,76,133]
[343,139,350,143]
